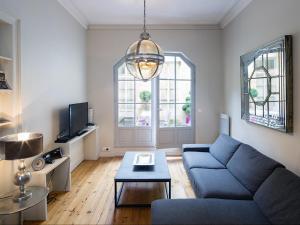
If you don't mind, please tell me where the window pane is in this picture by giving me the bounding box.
[269,94,279,101]
[255,54,263,69]
[160,104,175,128]
[118,64,134,80]
[248,62,254,78]
[136,81,152,104]
[176,104,191,127]
[118,81,134,103]
[256,105,263,117]
[160,56,175,79]
[118,104,134,127]
[269,102,280,118]
[249,102,255,115]
[160,80,175,103]
[268,52,280,76]
[176,81,191,103]
[176,57,191,80]
[271,77,279,93]
[136,104,151,127]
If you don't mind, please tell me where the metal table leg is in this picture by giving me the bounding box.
[19,211,23,225]
[115,180,171,208]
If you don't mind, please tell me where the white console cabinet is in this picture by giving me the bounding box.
[59,126,100,171]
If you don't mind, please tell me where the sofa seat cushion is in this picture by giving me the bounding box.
[152,199,270,225]
[209,134,241,165]
[183,152,225,169]
[254,168,300,225]
[190,168,252,200]
[227,144,283,194]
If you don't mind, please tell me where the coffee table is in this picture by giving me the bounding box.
[114,151,171,208]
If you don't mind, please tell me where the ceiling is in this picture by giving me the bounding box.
[58,0,253,28]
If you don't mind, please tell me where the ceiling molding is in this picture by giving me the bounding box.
[57,0,88,29]
[88,24,221,31]
[220,0,253,29]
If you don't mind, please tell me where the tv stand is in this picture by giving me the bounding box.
[55,128,91,143]
[77,129,88,136]
[55,136,71,143]
[56,126,100,171]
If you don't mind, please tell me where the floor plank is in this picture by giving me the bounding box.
[25,156,195,225]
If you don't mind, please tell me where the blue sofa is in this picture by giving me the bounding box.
[152,134,300,225]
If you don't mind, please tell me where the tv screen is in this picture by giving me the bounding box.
[69,102,88,137]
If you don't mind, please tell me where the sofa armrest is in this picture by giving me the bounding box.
[182,144,211,152]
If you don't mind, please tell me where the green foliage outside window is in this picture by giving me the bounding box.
[139,91,151,103]
[250,88,258,98]
[182,96,191,116]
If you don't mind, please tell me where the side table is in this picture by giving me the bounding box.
[0,186,48,225]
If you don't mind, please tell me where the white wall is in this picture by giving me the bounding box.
[87,26,223,154]
[0,0,87,195]
[222,0,300,175]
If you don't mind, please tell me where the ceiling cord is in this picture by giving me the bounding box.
[143,0,146,33]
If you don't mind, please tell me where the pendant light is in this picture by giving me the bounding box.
[125,0,165,81]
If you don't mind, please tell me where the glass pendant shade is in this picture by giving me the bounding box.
[125,34,164,81]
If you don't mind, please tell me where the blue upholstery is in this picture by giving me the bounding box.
[190,168,252,200]
[151,135,299,225]
[227,144,283,194]
[183,152,225,169]
[182,144,211,152]
[254,168,300,225]
[152,199,270,225]
[209,134,241,165]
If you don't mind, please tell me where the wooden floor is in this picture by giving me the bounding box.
[26,156,195,225]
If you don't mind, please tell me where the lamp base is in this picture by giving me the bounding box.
[13,190,32,203]
[13,159,32,203]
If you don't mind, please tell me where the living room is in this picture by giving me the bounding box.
[0,0,299,224]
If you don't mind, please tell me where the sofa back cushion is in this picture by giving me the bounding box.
[254,168,300,224]
[209,134,241,165]
[227,144,283,193]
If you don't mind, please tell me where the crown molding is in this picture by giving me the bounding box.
[220,0,253,29]
[88,24,221,31]
[57,0,88,29]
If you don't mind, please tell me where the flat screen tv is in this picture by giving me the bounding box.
[69,102,88,137]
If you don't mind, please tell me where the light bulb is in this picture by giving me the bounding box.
[17,133,30,141]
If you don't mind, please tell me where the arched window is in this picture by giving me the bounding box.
[114,52,195,148]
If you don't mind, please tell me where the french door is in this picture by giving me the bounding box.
[114,63,154,147]
[156,53,195,148]
[114,52,195,148]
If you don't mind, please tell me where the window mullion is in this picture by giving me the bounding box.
[174,56,177,128]
[134,79,136,128]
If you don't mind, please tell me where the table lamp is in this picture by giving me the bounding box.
[0,132,43,202]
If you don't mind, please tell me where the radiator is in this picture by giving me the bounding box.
[220,114,230,135]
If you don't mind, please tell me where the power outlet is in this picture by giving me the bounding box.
[103,147,110,151]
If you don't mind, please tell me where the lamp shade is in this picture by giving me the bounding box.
[125,32,164,81]
[0,133,43,160]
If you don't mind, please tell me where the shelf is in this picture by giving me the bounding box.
[0,120,12,127]
[60,126,98,145]
[32,156,69,175]
[0,89,12,94]
[0,55,12,62]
